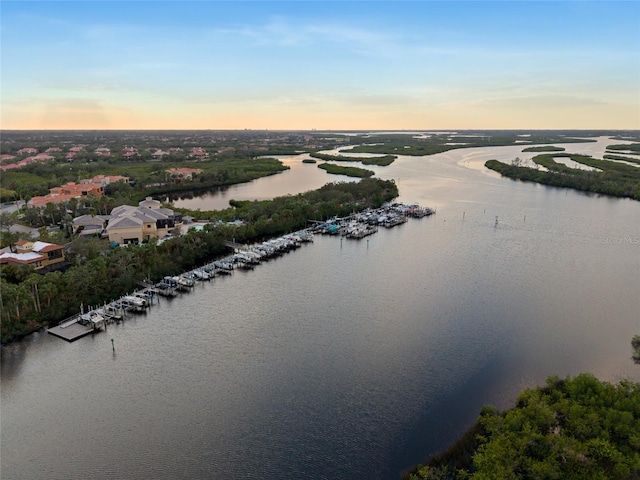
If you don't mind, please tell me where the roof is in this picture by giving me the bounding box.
[138,197,161,208]
[72,214,110,226]
[0,252,46,264]
[32,241,62,253]
[137,208,168,221]
[157,208,175,217]
[107,216,143,230]
[110,205,137,217]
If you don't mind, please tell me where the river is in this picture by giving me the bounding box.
[2,137,639,479]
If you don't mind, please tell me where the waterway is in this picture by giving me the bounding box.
[2,137,639,479]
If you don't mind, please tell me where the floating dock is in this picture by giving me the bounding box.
[47,318,95,342]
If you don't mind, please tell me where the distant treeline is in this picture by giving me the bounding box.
[340,132,596,157]
[406,374,640,480]
[0,179,398,343]
[485,154,640,201]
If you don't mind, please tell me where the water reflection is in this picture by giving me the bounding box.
[2,137,639,479]
[171,154,357,211]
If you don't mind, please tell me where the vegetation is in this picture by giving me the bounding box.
[1,156,289,205]
[339,131,596,157]
[302,158,317,164]
[485,154,640,201]
[407,374,640,480]
[0,178,398,343]
[633,336,640,364]
[607,144,640,155]
[604,155,640,166]
[317,163,374,178]
[522,146,565,152]
[309,152,396,166]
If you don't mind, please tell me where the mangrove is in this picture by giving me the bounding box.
[310,152,396,166]
[485,154,640,201]
[406,374,640,480]
[317,163,375,178]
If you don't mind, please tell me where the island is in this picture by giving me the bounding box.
[406,374,640,480]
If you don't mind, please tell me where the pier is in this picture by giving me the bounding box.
[47,318,95,342]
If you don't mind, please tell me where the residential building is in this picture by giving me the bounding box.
[28,182,105,207]
[0,240,66,271]
[166,167,203,180]
[79,174,129,186]
[105,197,182,245]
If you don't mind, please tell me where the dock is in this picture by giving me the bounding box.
[47,318,95,342]
[45,202,434,343]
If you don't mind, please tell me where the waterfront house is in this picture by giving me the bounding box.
[105,198,181,245]
[166,167,203,180]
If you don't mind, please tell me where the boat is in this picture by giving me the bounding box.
[121,295,147,312]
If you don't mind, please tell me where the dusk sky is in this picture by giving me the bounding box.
[2,1,639,130]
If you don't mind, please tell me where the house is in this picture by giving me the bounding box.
[188,147,209,159]
[95,147,111,157]
[122,146,138,158]
[105,197,182,245]
[29,182,105,207]
[0,240,66,271]
[151,149,169,159]
[1,153,55,171]
[166,167,204,180]
[71,214,111,236]
[17,147,38,155]
[79,174,129,186]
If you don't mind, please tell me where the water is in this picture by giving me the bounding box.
[169,154,358,211]
[2,138,639,479]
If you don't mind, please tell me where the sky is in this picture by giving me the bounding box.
[1,1,639,130]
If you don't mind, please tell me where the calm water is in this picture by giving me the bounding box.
[169,155,358,211]
[2,138,639,479]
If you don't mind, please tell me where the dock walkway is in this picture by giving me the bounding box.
[47,319,95,342]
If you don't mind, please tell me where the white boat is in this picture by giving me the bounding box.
[121,295,146,312]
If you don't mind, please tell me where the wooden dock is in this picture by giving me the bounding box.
[47,318,96,342]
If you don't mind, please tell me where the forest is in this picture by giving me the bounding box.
[407,374,640,480]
